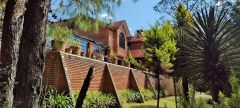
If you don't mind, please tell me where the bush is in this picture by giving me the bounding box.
[213,69,240,108]
[119,89,142,103]
[177,85,207,108]
[40,87,73,108]
[74,91,117,108]
[141,89,155,101]
[160,89,169,97]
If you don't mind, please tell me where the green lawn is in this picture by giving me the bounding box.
[122,96,176,108]
[122,94,213,108]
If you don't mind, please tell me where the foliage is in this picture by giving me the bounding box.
[127,56,141,69]
[40,87,73,108]
[181,6,240,101]
[119,89,142,103]
[160,90,169,98]
[153,0,209,20]
[140,89,155,101]
[71,40,81,47]
[177,85,207,108]
[213,69,240,108]
[48,25,73,42]
[49,0,123,32]
[174,2,192,28]
[74,91,117,108]
[232,1,240,26]
[143,21,177,70]
[173,2,193,102]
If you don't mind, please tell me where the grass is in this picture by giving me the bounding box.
[122,96,176,108]
[122,93,213,108]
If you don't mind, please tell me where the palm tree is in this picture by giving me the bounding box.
[182,6,240,102]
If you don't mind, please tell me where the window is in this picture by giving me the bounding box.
[119,33,125,49]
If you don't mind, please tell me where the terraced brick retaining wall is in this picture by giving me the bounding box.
[43,51,182,107]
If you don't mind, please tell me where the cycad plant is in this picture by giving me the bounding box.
[182,6,240,102]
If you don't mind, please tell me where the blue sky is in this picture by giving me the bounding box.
[50,0,237,35]
[112,0,161,35]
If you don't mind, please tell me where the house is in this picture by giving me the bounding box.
[129,30,145,61]
[72,20,136,64]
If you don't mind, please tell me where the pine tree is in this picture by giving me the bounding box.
[173,2,193,102]
[143,21,177,108]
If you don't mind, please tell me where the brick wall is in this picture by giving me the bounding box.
[43,51,182,96]
[132,70,146,89]
[43,52,158,92]
[130,41,143,50]
[108,64,131,90]
[43,52,68,92]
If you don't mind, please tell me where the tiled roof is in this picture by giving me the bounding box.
[130,37,142,42]
[112,20,125,28]
[130,49,144,58]
[130,31,143,42]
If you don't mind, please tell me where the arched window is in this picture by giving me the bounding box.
[119,33,125,49]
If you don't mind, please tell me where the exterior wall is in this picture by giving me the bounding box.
[108,30,115,53]
[116,26,129,58]
[63,54,106,92]
[43,52,68,92]
[132,70,146,89]
[130,41,143,50]
[108,64,131,90]
[43,52,158,93]
[72,23,130,58]
[43,52,182,96]
[73,27,110,46]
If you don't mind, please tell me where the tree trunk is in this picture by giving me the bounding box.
[173,74,178,108]
[182,76,189,102]
[154,55,161,108]
[210,84,220,103]
[13,0,50,107]
[75,66,95,108]
[157,72,160,108]
[0,0,26,107]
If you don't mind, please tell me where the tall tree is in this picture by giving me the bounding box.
[173,3,192,102]
[13,0,51,107]
[0,0,27,107]
[11,0,124,107]
[182,6,240,102]
[143,21,177,108]
[154,0,209,20]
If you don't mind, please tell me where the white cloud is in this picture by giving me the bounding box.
[99,13,113,20]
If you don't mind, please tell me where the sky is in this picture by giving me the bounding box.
[112,0,161,35]
[100,0,237,35]
[50,0,237,36]
[50,0,161,36]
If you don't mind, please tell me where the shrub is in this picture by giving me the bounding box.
[40,87,73,108]
[177,85,207,108]
[141,89,155,101]
[160,89,169,98]
[74,91,117,108]
[213,69,240,108]
[119,89,142,103]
